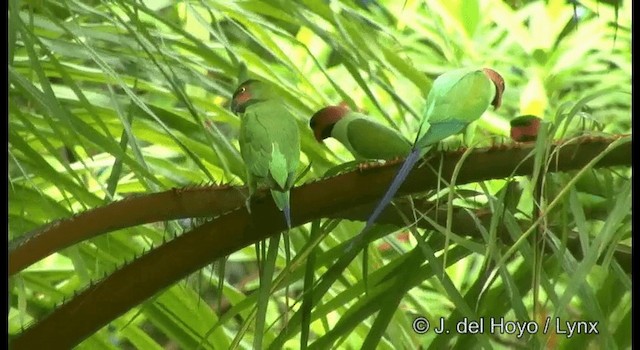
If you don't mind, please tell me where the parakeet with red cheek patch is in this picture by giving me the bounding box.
[510,115,542,142]
[309,105,411,160]
[360,67,505,236]
[230,79,300,229]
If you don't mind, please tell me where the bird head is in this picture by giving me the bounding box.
[230,79,267,114]
[309,105,350,142]
[482,68,505,110]
[510,115,542,142]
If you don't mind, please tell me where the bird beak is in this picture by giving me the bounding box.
[230,99,238,114]
[309,118,323,143]
[312,130,324,143]
[483,68,505,110]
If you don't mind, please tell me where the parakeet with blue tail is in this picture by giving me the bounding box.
[359,67,505,237]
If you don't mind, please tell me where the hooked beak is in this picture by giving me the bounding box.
[482,68,505,110]
[309,118,324,143]
[230,99,239,114]
[312,130,323,143]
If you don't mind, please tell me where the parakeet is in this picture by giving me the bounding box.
[309,105,411,160]
[230,79,300,228]
[510,115,542,142]
[360,67,505,234]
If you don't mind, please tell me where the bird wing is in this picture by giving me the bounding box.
[241,101,300,191]
[239,109,272,183]
[415,69,494,147]
[346,117,411,160]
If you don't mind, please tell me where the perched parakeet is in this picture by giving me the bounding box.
[309,105,411,160]
[510,115,542,142]
[361,67,505,233]
[230,79,300,228]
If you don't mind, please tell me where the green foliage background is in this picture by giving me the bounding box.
[9,0,631,348]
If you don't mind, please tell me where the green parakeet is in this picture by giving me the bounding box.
[361,67,505,233]
[510,115,542,142]
[230,79,300,228]
[309,105,411,160]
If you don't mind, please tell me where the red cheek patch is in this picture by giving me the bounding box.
[235,92,251,106]
[511,124,539,142]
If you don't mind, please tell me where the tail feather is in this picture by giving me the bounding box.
[362,149,421,233]
[270,189,292,229]
[283,203,292,230]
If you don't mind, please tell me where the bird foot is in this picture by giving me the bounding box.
[489,136,508,150]
[244,188,271,214]
[385,156,405,165]
[253,189,270,202]
[357,161,382,172]
[245,197,253,215]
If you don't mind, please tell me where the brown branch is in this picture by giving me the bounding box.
[10,135,630,349]
[9,185,247,275]
[9,136,630,275]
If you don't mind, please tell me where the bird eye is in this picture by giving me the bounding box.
[239,87,246,93]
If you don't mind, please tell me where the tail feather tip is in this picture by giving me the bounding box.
[284,205,292,230]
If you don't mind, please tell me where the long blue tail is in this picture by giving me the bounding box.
[361,148,421,234]
[271,189,292,230]
[283,203,292,230]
